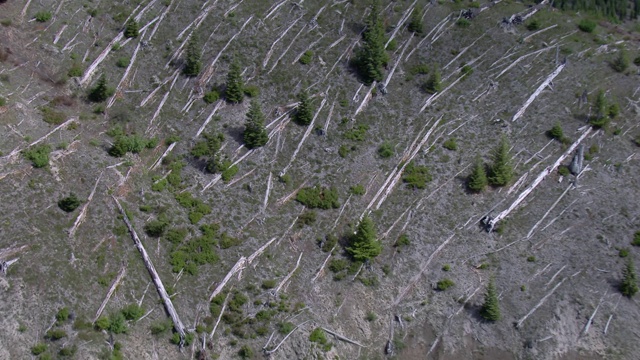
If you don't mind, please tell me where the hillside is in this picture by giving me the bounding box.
[1,0,640,359]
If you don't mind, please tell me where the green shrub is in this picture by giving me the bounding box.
[121,303,145,321]
[34,11,52,22]
[58,194,82,212]
[203,90,220,104]
[166,228,187,244]
[338,145,350,158]
[442,264,451,271]
[442,138,457,151]
[436,278,455,291]
[386,38,397,51]
[150,320,172,335]
[31,343,47,355]
[88,74,113,102]
[109,135,153,157]
[467,156,488,192]
[108,312,128,334]
[344,124,368,141]
[41,106,65,125]
[297,210,317,227]
[423,66,442,93]
[620,258,638,297]
[365,311,377,322]
[278,322,294,334]
[238,345,253,359]
[221,164,238,183]
[321,234,338,252]
[407,8,423,34]
[403,162,432,189]
[578,19,596,33]
[526,256,536,262]
[261,279,276,289]
[23,144,51,168]
[243,85,260,98]
[378,142,394,158]
[144,219,168,237]
[45,329,67,340]
[526,19,540,31]
[547,123,564,141]
[394,234,410,248]
[219,233,241,249]
[619,248,630,258]
[116,57,130,68]
[461,64,473,78]
[95,316,110,331]
[347,215,381,262]
[309,328,331,350]
[294,90,314,126]
[58,345,77,357]
[632,231,640,246]
[55,307,70,323]
[558,166,570,177]
[0,96,5,106]
[350,184,365,195]
[299,50,313,65]
[456,18,470,27]
[296,186,340,209]
[611,50,630,73]
[183,34,201,77]
[328,259,348,273]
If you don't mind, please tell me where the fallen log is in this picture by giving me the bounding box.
[487,127,592,231]
[264,320,311,355]
[273,252,303,295]
[511,63,566,122]
[69,172,103,238]
[320,327,365,347]
[515,277,567,329]
[93,265,126,322]
[112,196,187,343]
[280,97,327,176]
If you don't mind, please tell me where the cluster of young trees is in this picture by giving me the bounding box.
[554,0,639,20]
[354,1,389,85]
[467,136,513,192]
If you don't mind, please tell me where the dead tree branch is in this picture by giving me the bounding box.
[516,277,567,329]
[93,265,126,322]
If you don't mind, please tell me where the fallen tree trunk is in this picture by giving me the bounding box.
[488,127,592,230]
[264,320,311,355]
[320,327,365,347]
[69,172,103,238]
[93,265,126,323]
[112,196,186,343]
[516,277,567,329]
[511,63,566,122]
[273,252,303,295]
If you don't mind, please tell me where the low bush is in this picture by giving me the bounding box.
[296,186,340,209]
[203,90,219,104]
[115,57,130,68]
[403,162,432,189]
[45,328,67,340]
[58,194,82,212]
[35,11,52,22]
[31,343,47,355]
[299,50,313,65]
[23,144,51,168]
[378,142,394,158]
[41,106,65,125]
[350,184,365,195]
[443,138,457,151]
[578,19,596,33]
[436,278,455,291]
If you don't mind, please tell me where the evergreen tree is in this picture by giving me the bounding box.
[354,1,388,85]
[225,60,244,104]
[347,215,382,262]
[89,74,111,102]
[480,278,501,322]
[621,257,638,297]
[294,90,314,126]
[423,65,442,93]
[243,100,268,149]
[488,136,513,187]
[467,156,488,193]
[183,34,201,77]
[124,20,139,39]
[407,8,423,34]
[611,50,630,73]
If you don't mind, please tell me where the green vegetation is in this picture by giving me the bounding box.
[344,124,369,141]
[378,142,394,158]
[68,63,83,77]
[468,156,488,192]
[45,328,67,340]
[279,322,294,334]
[555,0,634,21]
[175,192,211,225]
[109,134,155,157]
[347,215,382,262]
[611,50,630,73]
[243,100,268,149]
[120,303,145,321]
[526,256,536,262]
[423,65,442,93]
[488,136,513,187]
[436,278,455,291]
[350,184,365,195]
[41,106,65,125]
[183,34,201,77]
[558,166,570,176]
[124,20,139,38]
[35,11,52,22]
[299,50,313,65]
[353,0,388,85]
[144,218,168,237]
[546,122,568,143]
[619,248,630,257]
[443,138,457,151]
[366,311,377,322]
[261,279,276,289]
[0,96,5,106]
[403,162,432,189]
[632,231,640,246]
[578,19,596,33]
[442,264,451,272]
[590,90,611,128]
[456,18,470,27]
[309,328,332,351]
[23,144,51,168]
[407,8,423,34]
[297,210,317,227]
[225,60,244,103]
[394,234,410,248]
[203,90,220,104]
[243,84,259,98]
[480,278,501,321]
[191,131,224,173]
[116,57,130,68]
[620,258,638,297]
[526,18,540,31]
[169,224,225,274]
[58,194,82,213]
[296,186,340,209]
[321,234,338,252]
[89,74,114,102]
[238,345,253,359]
[32,343,47,355]
[294,90,314,125]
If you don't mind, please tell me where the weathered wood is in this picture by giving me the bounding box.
[93,265,126,322]
[112,197,186,343]
[320,327,365,347]
[516,277,567,329]
[69,172,103,238]
[273,252,303,295]
[264,320,311,355]
[511,63,565,122]
[209,292,230,340]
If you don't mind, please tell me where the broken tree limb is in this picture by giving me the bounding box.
[195,101,225,137]
[201,15,253,85]
[353,82,376,118]
[384,1,417,49]
[280,97,327,176]
[69,172,103,238]
[511,63,566,122]
[273,252,303,295]
[263,17,302,68]
[312,246,336,282]
[320,327,365,347]
[516,277,567,329]
[150,142,177,171]
[323,101,335,134]
[582,290,607,335]
[264,320,311,355]
[523,24,558,42]
[444,34,484,70]
[208,257,246,302]
[268,23,307,74]
[262,172,272,213]
[494,46,556,79]
[209,292,229,340]
[488,127,592,231]
[604,295,621,335]
[112,196,186,342]
[526,182,573,239]
[394,234,455,305]
[93,265,126,323]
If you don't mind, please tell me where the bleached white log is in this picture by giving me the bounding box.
[196,101,225,137]
[209,292,229,340]
[150,142,177,171]
[511,63,566,122]
[488,127,592,230]
[93,266,126,322]
[69,172,103,238]
[265,0,288,20]
[320,327,365,347]
[201,16,253,84]
[523,24,558,42]
[312,246,336,282]
[268,24,307,74]
[280,97,327,176]
[526,183,573,239]
[273,252,303,295]
[113,197,186,342]
[384,1,417,49]
[208,257,246,302]
[583,291,607,335]
[263,17,302,68]
[265,320,311,355]
[516,277,567,329]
